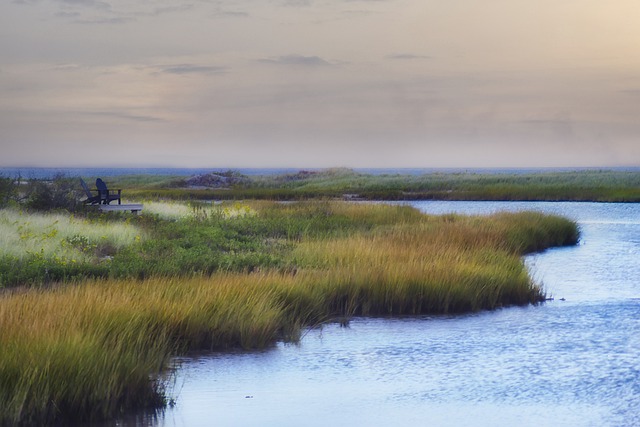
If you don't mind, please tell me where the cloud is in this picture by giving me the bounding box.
[157,64,228,75]
[81,110,165,123]
[50,63,89,71]
[17,0,195,23]
[58,0,111,9]
[59,0,102,4]
[259,54,333,67]
[386,53,431,60]
[73,15,132,24]
[341,9,378,17]
[54,10,80,17]
[211,8,249,18]
[281,0,313,7]
[137,4,194,17]
[13,0,108,5]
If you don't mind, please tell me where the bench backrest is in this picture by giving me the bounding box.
[80,178,93,198]
[96,178,108,193]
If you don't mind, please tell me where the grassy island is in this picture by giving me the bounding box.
[0,198,579,425]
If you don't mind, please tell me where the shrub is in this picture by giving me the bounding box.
[23,174,83,212]
[0,176,17,208]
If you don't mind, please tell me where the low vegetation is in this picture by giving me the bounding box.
[0,209,142,286]
[0,200,579,424]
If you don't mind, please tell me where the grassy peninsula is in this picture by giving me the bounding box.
[108,168,640,202]
[0,198,579,425]
[0,171,592,424]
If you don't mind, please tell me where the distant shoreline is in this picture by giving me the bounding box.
[3,167,639,202]
[1,166,639,180]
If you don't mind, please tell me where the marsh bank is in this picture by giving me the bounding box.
[142,201,640,427]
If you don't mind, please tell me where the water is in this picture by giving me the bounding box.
[2,166,638,180]
[131,202,640,427]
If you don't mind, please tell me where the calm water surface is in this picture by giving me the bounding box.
[132,202,640,427]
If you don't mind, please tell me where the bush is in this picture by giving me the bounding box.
[0,176,17,208]
[23,174,83,212]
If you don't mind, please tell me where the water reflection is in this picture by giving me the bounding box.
[112,202,640,427]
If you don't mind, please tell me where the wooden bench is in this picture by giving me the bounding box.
[98,204,144,214]
[80,178,101,205]
[81,178,142,213]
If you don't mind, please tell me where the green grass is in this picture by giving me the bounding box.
[0,201,579,424]
[0,201,425,287]
[0,209,143,286]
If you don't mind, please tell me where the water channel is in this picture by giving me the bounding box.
[131,202,640,427]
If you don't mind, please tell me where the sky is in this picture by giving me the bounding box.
[1,0,639,168]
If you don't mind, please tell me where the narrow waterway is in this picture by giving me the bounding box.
[135,202,640,427]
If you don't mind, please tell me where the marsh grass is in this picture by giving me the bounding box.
[0,209,143,286]
[0,210,141,258]
[0,201,579,424]
[288,210,577,314]
[138,200,255,220]
[0,275,289,424]
[0,201,266,287]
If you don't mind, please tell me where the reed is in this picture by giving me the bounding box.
[0,202,579,424]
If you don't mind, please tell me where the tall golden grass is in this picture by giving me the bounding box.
[0,202,578,424]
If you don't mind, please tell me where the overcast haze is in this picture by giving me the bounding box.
[1,0,639,168]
